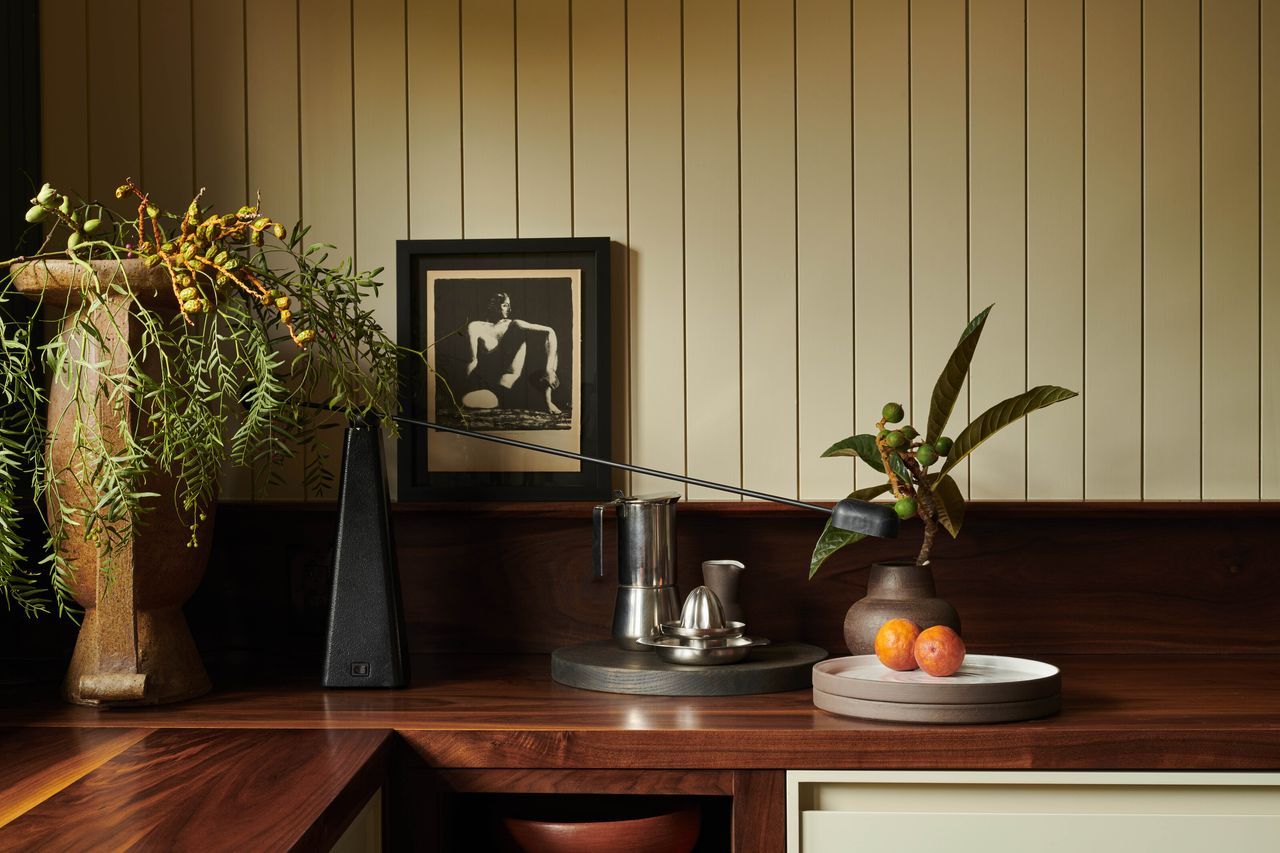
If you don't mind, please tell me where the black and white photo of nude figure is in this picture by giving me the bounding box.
[433,278,573,431]
[465,291,560,411]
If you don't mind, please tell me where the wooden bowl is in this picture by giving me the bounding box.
[500,803,700,853]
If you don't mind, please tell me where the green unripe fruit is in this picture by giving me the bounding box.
[279,308,292,323]
[36,183,56,204]
[882,402,905,423]
[901,425,919,442]
[916,444,938,466]
[66,232,82,250]
[161,242,176,254]
[885,430,905,448]
[934,436,953,456]
[24,204,47,223]
[115,184,131,198]
[877,428,889,441]
[274,296,291,310]
[272,223,286,240]
[59,196,71,215]
[182,298,202,313]
[178,287,198,301]
[197,299,212,313]
[83,218,103,234]
[145,204,159,218]
[893,497,918,519]
[296,329,316,345]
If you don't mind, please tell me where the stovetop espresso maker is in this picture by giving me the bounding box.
[593,491,681,650]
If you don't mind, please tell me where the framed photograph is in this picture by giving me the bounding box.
[397,237,612,500]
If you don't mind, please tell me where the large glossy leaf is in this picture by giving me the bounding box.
[926,304,993,443]
[820,434,910,481]
[807,482,893,578]
[941,385,1078,474]
[930,473,966,538]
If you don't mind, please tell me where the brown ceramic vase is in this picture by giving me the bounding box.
[842,560,961,656]
[14,259,214,706]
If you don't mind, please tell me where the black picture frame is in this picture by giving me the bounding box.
[397,237,611,501]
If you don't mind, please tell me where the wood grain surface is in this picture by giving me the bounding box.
[0,728,150,828]
[3,655,1276,770]
[0,729,388,852]
[732,771,786,853]
[436,768,733,796]
[183,501,1280,672]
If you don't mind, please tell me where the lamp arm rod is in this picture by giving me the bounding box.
[389,414,833,514]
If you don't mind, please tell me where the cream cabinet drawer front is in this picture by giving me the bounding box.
[801,810,1279,853]
[787,771,1280,853]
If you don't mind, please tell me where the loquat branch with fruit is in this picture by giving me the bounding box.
[809,305,1078,577]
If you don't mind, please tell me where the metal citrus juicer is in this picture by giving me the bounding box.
[593,492,682,650]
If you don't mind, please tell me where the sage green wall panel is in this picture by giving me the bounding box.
[908,0,968,495]
[192,0,247,213]
[301,0,355,262]
[86,0,139,205]
[461,0,517,238]
[408,0,463,240]
[40,0,88,198]
[140,0,193,204]
[967,0,1026,500]
[740,0,797,498]
[683,0,742,500]
[1025,0,1084,500]
[1143,0,1201,499]
[797,0,854,502]
[191,0,250,502]
[853,0,911,495]
[570,0,630,483]
[626,0,685,495]
[37,0,1280,504]
[246,0,304,501]
[516,0,572,238]
[354,0,410,495]
[1265,0,1280,499]
[1083,0,1142,499]
[1202,0,1261,499]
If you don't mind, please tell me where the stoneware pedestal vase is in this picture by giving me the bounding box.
[843,561,961,656]
[14,259,214,706]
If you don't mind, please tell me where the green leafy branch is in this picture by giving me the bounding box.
[809,304,1077,577]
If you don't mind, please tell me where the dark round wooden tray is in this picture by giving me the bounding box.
[551,640,827,696]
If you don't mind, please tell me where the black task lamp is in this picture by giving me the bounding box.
[322,418,901,688]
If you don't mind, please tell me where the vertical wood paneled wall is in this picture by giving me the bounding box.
[37,0,1280,501]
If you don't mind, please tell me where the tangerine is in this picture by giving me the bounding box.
[874,618,921,671]
[913,625,966,677]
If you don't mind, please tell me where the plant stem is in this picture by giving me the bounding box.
[873,417,905,498]
[901,454,939,565]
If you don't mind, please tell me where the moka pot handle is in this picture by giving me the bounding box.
[592,492,624,579]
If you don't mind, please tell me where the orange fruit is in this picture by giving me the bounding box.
[874,618,921,671]
[913,625,966,677]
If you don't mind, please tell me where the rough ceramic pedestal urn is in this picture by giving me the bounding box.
[14,259,214,706]
[842,561,961,656]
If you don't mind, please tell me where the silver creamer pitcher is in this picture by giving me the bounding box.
[593,491,681,650]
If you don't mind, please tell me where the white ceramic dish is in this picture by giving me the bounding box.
[812,685,1061,724]
[812,654,1061,704]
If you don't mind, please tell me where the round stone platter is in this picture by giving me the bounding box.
[812,654,1061,705]
[812,688,1062,725]
[552,640,827,696]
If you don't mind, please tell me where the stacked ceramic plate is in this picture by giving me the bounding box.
[811,655,1061,724]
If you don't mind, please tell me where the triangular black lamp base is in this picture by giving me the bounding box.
[322,423,409,688]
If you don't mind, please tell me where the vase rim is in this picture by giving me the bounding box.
[873,559,932,568]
